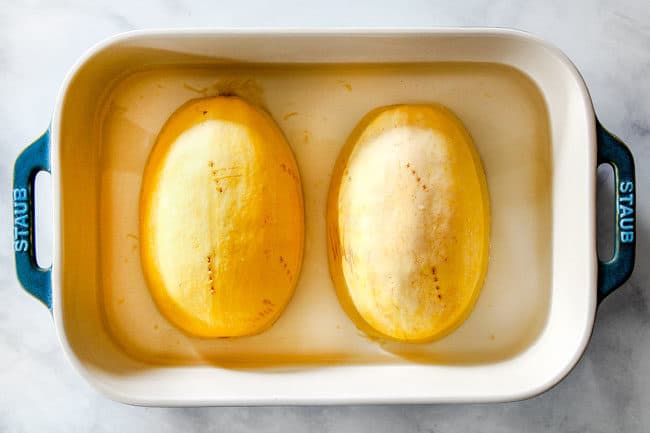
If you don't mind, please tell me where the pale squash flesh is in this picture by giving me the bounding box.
[140,96,304,338]
[327,104,490,343]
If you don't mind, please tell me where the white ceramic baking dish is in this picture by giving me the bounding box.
[12,29,636,405]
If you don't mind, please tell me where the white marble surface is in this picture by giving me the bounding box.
[1,0,649,431]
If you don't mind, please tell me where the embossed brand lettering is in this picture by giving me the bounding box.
[621,232,634,243]
[618,181,634,243]
[13,188,27,201]
[13,188,29,252]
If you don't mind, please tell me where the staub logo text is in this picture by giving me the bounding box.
[618,181,634,243]
[13,188,29,252]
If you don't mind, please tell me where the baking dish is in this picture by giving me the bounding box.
[12,28,636,405]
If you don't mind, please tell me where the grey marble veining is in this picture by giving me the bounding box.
[0,0,648,432]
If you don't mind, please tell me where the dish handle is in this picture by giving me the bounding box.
[597,121,636,303]
[13,130,52,309]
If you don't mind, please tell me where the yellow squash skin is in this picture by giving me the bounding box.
[327,104,489,343]
[140,96,304,338]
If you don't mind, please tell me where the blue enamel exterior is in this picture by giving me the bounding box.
[597,121,636,303]
[13,130,52,309]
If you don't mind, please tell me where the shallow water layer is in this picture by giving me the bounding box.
[98,62,551,366]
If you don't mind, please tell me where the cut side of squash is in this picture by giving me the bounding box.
[327,104,490,343]
[140,96,304,338]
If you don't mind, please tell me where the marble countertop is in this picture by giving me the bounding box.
[1,0,648,431]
